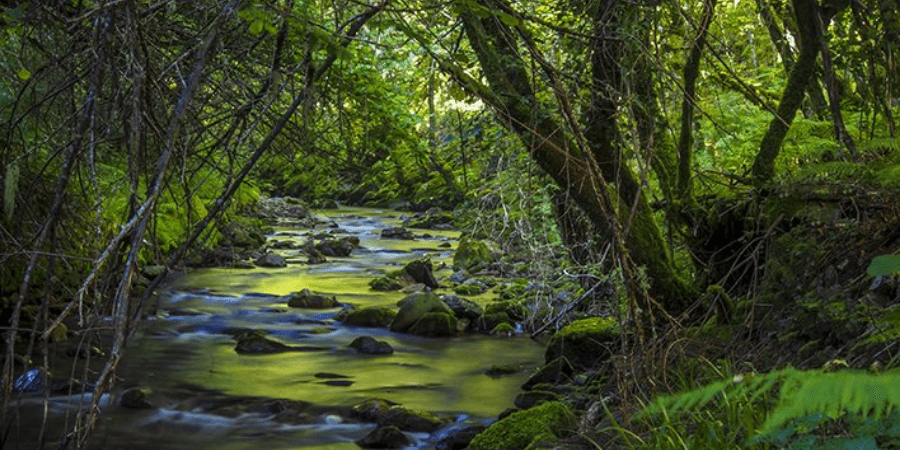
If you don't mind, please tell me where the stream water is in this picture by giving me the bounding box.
[9,207,544,450]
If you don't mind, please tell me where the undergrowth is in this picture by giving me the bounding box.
[633,366,900,449]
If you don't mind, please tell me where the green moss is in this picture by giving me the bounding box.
[454,283,485,296]
[454,236,498,272]
[484,300,527,321]
[468,401,575,450]
[343,306,397,327]
[369,275,403,291]
[407,312,458,337]
[545,317,619,367]
[490,322,516,336]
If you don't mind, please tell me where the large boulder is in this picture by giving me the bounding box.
[390,292,453,333]
[544,317,619,369]
[467,401,575,450]
[453,237,499,272]
[407,312,458,337]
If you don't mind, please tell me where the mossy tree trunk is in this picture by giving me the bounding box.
[751,0,847,184]
[459,0,696,311]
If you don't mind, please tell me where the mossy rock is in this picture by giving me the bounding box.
[407,312,458,337]
[378,405,445,432]
[545,317,619,368]
[286,289,339,308]
[467,401,575,450]
[491,322,516,336]
[455,283,485,296]
[370,275,404,291]
[485,300,528,321]
[220,220,267,248]
[343,306,397,327]
[441,295,484,320]
[391,292,453,332]
[404,257,438,288]
[477,311,514,333]
[453,236,499,272]
[349,398,399,422]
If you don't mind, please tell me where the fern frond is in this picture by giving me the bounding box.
[792,161,875,183]
[639,367,900,446]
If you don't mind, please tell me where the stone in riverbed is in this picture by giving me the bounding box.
[403,257,439,288]
[390,292,454,333]
[286,289,339,308]
[434,423,488,450]
[355,425,411,449]
[349,398,399,422]
[407,312,458,337]
[119,386,153,409]
[441,295,483,320]
[343,306,397,327]
[379,405,445,432]
[254,252,286,268]
[314,236,359,257]
[381,227,414,239]
[349,336,394,355]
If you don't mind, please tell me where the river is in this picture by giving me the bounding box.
[8,207,544,450]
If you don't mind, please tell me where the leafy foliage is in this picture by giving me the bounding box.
[640,367,900,448]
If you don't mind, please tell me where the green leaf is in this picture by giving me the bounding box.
[249,20,264,35]
[867,255,900,277]
[16,67,30,80]
[497,12,519,27]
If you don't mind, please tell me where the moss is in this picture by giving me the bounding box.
[491,322,516,336]
[545,317,619,367]
[369,275,403,291]
[454,236,498,272]
[468,401,575,450]
[407,312,458,337]
[454,283,485,296]
[343,306,397,327]
[485,300,527,321]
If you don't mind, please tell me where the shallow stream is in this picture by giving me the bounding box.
[11,207,544,450]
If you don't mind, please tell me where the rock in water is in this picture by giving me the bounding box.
[381,227,414,239]
[255,252,287,268]
[342,306,397,327]
[355,425,410,449]
[391,292,453,333]
[404,257,439,288]
[349,336,394,354]
[120,386,153,409]
[286,289,339,308]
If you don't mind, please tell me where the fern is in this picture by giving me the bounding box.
[639,367,900,447]
[792,161,876,184]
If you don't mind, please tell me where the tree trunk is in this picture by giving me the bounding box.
[751,0,821,185]
[677,0,717,204]
[459,0,695,310]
